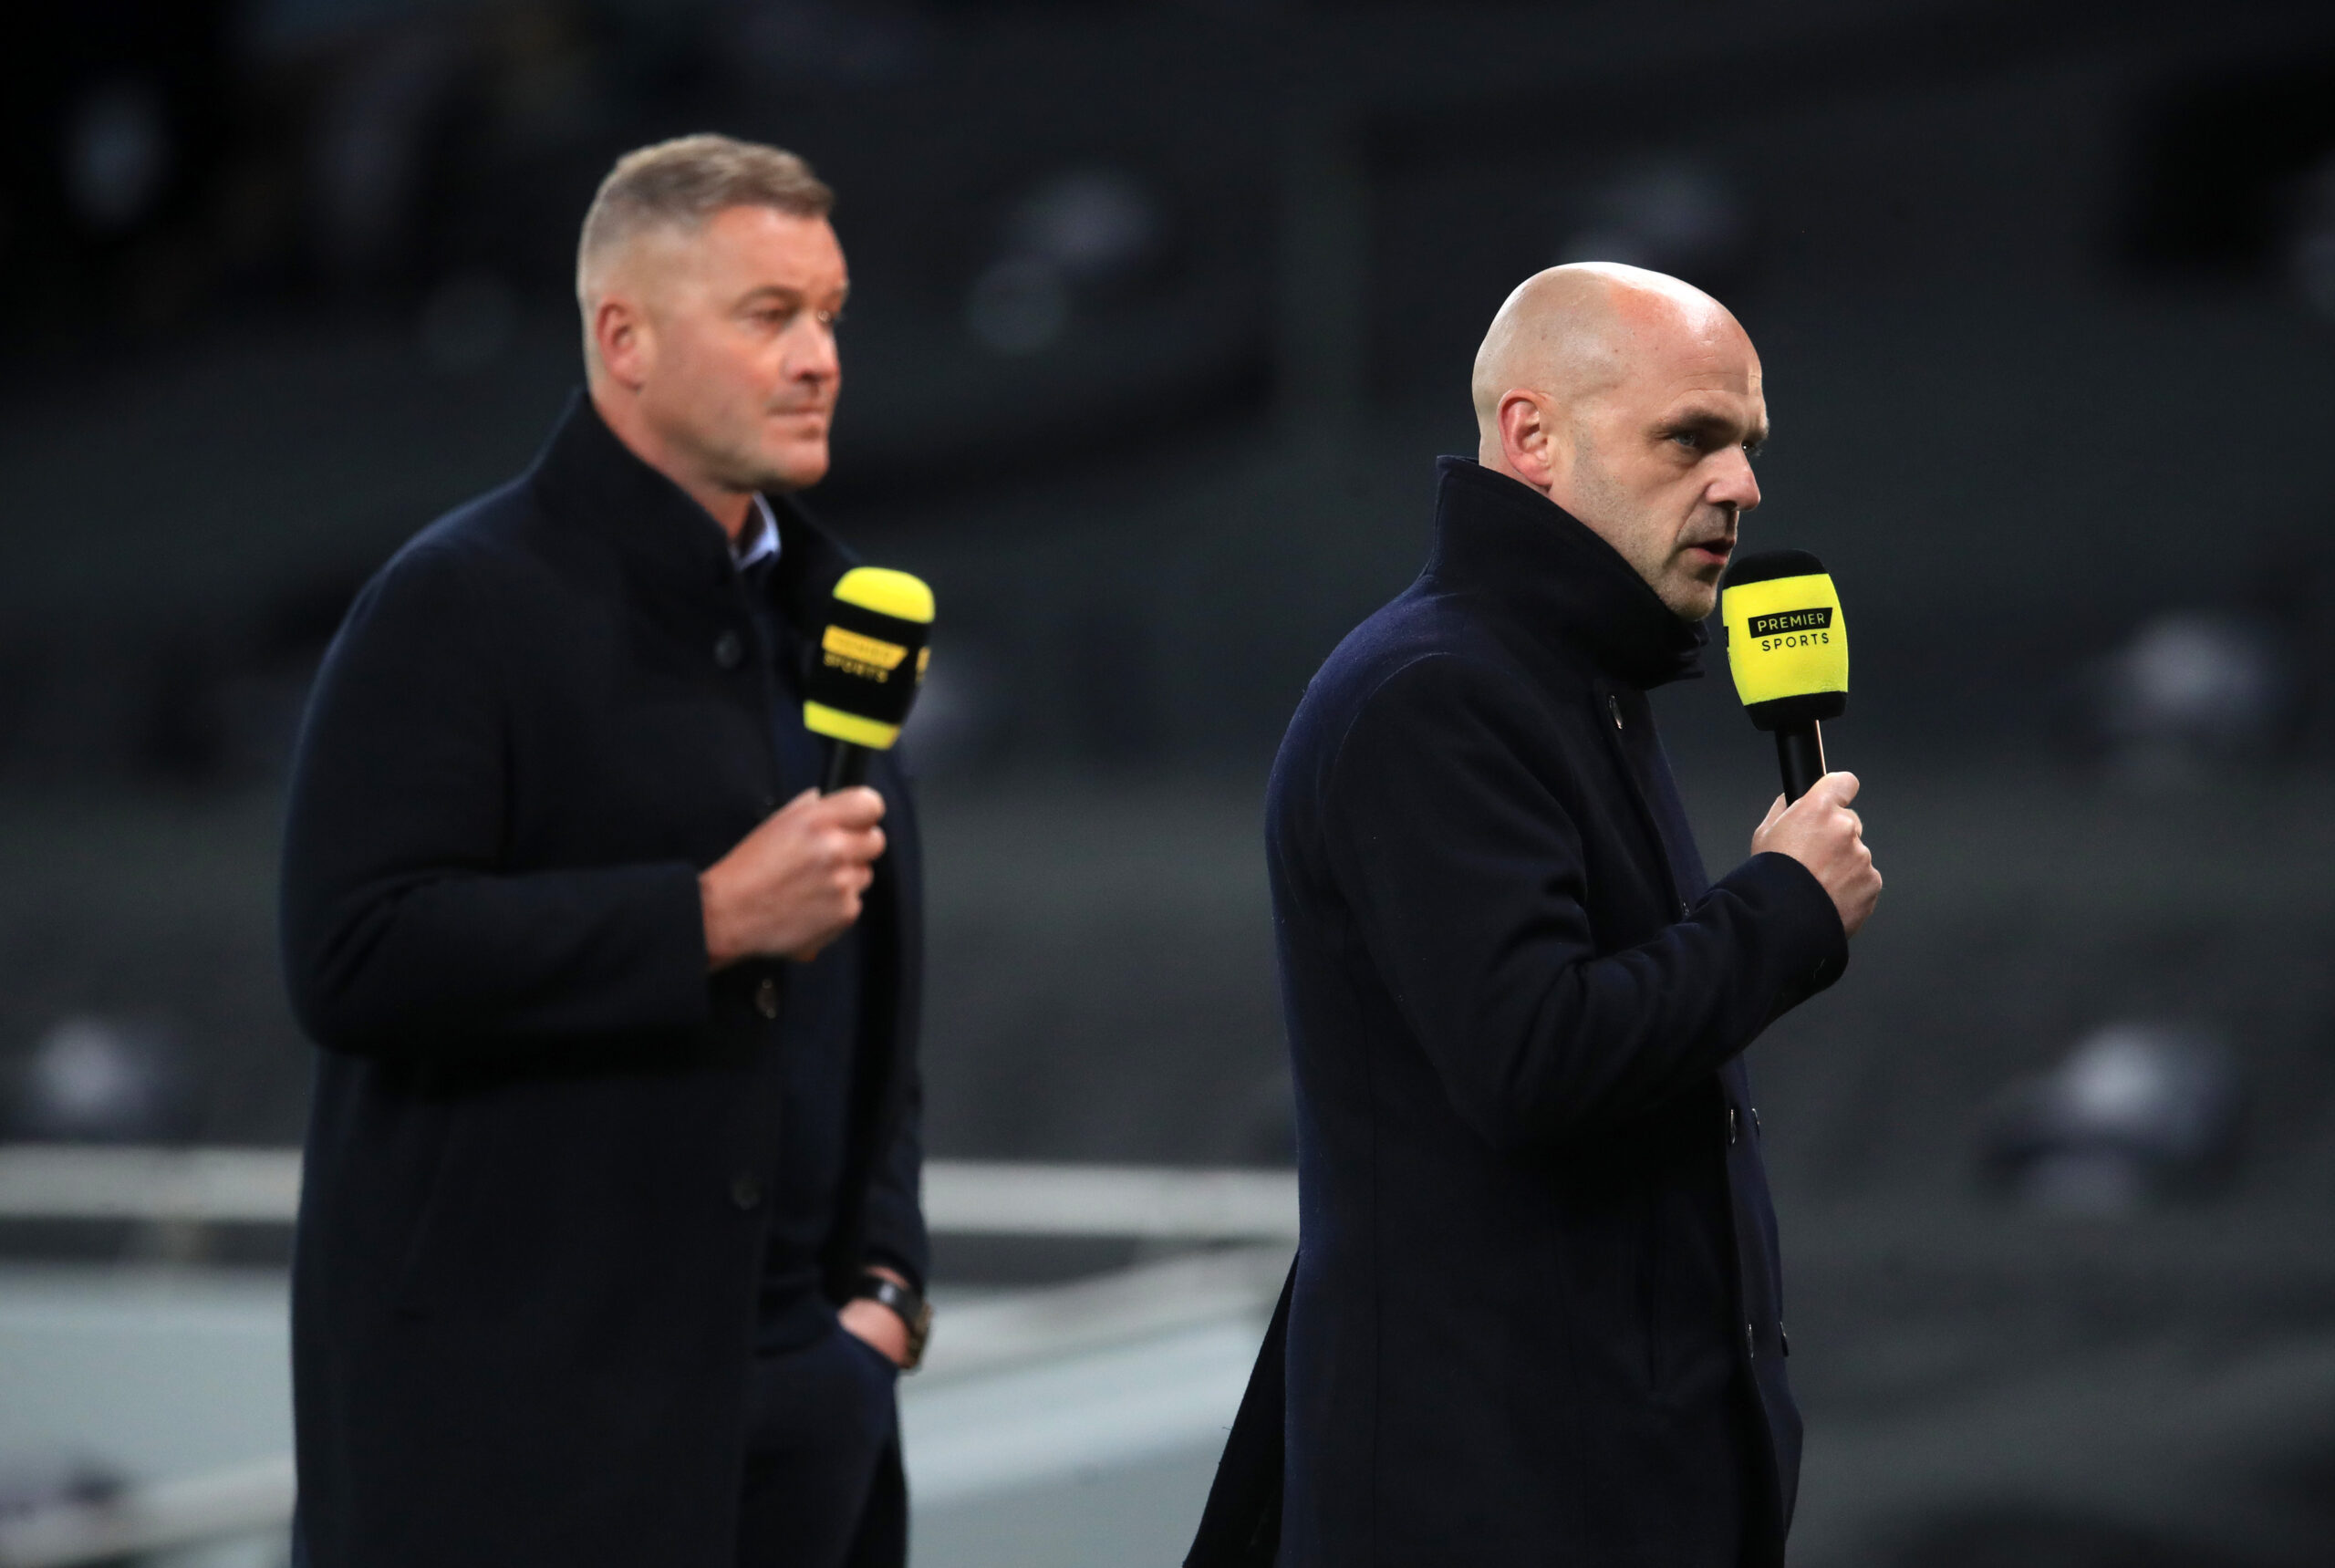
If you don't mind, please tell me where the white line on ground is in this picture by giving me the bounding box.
[903,1321,1262,1509]
[0,1457,294,1568]
[0,1147,1301,1241]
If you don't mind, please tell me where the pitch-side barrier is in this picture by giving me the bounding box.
[0,1146,1300,1241]
[0,1145,1296,1568]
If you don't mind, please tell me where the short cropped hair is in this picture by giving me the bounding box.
[575,134,833,306]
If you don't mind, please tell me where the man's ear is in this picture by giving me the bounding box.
[1498,389,1562,491]
[592,295,653,391]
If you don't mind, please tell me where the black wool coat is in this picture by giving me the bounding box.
[1190,458,1846,1568]
[280,393,928,1568]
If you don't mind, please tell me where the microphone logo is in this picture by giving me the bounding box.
[1745,607,1833,642]
[821,624,913,682]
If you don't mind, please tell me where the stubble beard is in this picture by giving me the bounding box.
[1568,432,1708,618]
[700,410,828,497]
[1667,569,1721,622]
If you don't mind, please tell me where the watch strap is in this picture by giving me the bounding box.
[852,1274,932,1370]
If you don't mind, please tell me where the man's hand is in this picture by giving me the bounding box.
[840,1265,913,1368]
[1751,771,1881,938]
[700,787,887,970]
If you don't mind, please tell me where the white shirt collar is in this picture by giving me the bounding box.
[733,493,782,569]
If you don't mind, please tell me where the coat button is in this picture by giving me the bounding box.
[1745,1321,1757,1359]
[1780,1324,1791,1357]
[1607,693,1624,729]
[1727,1106,1738,1146]
[754,976,780,1020]
[713,629,745,670]
[731,1173,763,1210]
[1752,1107,1762,1137]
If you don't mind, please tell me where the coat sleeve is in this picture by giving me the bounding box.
[854,781,930,1291]
[280,542,711,1058]
[857,1064,929,1291]
[1318,652,1844,1155]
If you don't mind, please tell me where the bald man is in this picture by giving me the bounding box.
[283,137,929,1568]
[1188,265,1879,1568]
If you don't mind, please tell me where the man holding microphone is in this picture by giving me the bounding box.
[1192,263,1880,1566]
[283,136,929,1568]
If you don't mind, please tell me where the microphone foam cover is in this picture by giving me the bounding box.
[803,566,934,751]
[1718,549,1847,732]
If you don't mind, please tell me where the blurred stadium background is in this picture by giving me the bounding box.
[5,0,2335,1563]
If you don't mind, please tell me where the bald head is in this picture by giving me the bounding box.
[1470,263,1742,441]
[1470,262,1767,619]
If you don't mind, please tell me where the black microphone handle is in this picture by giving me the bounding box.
[823,742,870,794]
[1776,722,1827,804]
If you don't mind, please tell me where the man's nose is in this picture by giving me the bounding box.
[1709,448,1760,514]
[785,320,840,381]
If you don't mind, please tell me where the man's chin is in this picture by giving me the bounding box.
[1663,578,1721,622]
[752,442,831,493]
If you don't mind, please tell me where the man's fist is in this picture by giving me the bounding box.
[1750,771,1881,939]
[700,787,887,970]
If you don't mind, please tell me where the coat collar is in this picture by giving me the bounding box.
[527,389,857,629]
[1423,456,1706,691]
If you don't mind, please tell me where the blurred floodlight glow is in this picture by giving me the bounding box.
[2089,610,2289,783]
[2288,154,2335,318]
[8,1017,195,1146]
[966,169,1167,355]
[1981,1023,2241,1216]
[1007,171,1163,288]
[1556,159,1748,286]
[968,257,1071,355]
[2123,618,2274,727]
[64,78,172,233]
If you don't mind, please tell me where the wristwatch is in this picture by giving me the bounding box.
[852,1273,932,1371]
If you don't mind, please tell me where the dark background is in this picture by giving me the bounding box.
[5,1,2335,1563]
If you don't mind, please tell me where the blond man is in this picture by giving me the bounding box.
[284,136,929,1568]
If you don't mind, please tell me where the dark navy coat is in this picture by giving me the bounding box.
[280,394,927,1568]
[1191,458,1845,1567]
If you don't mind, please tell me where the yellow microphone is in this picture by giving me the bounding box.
[803,566,934,793]
[1718,549,1846,802]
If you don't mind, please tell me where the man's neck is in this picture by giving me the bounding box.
[590,385,755,543]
